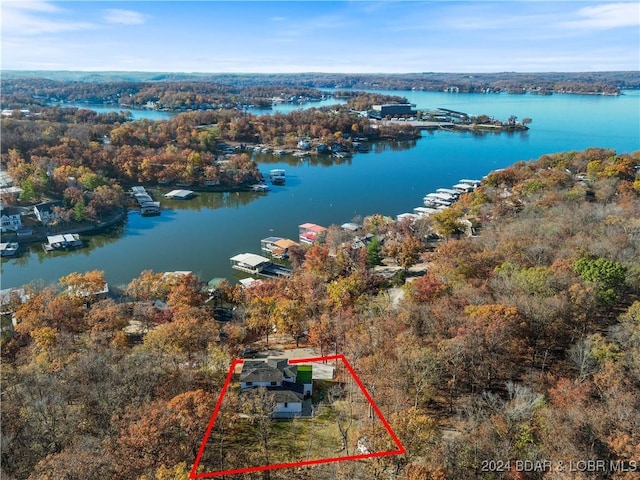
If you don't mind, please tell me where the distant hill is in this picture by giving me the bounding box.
[2,70,639,93]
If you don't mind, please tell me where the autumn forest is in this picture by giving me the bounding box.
[1,144,639,479]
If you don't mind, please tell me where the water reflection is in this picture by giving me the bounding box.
[157,190,268,212]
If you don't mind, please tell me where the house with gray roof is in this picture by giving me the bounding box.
[239,358,313,418]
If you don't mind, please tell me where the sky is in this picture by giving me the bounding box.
[1,0,639,73]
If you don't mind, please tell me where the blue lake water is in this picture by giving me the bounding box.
[2,90,639,289]
[58,103,176,121]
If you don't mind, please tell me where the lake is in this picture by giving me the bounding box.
[2,90,639,289]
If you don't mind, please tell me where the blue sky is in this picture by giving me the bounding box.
[2,1,639,73]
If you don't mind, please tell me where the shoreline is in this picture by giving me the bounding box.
[1,208,127,246]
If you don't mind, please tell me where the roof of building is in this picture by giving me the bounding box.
[261,236,282,244]
[34,201,63,213]
[240,362,284,383]
[0,205,22,217]
[270,389,304,404]
[266,359,298,379]
[273,238,299,249]
[230,253,271,268]
[341,222,361,232]
[299,223,327,232]
[240,358,301,383]
[164,189,194,199]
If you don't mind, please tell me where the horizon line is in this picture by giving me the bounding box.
[2,69,638,75]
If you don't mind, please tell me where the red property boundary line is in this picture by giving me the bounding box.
[190,354,406,478]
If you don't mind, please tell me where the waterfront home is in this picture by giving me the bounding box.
[271,238,299,259]
[298,223,327,245]
[164,189,195,200]
[1,206,22,232]
[66,282,109,302]
[0,242,20,257]
[34,201,63,225]
[43,233,83,252]
[230,253,272,274]
[240,358,313,418]
[260,236,283,255]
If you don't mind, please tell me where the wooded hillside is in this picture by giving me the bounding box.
[1,147,639,479]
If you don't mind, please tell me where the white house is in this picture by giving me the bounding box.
[271,390,303,417]
[34,201,63,225]
[0,206,22,232]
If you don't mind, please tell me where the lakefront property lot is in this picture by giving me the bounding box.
[191,355,404,478]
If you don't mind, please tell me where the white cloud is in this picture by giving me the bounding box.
[558,3,640,30]
[103,9,149,26]
[1,0,95,35]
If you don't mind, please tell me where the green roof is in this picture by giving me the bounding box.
[296,365,312,383]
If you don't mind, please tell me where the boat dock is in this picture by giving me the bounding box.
[230,253,292,279]
[131,186,161,215]
[269,169,286,185]
[396,178,482,222]
[43,233,83,252]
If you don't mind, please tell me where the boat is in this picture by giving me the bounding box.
[0,242,20,257]
[269,169,286,185]
[140,202,161,216]
[250,184,270,192]
[43,233,83,252]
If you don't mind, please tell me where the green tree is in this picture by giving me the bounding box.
[73,198,86,222]
[431,206,465,239]
[573,256,627,305]
[366,236,382,266]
